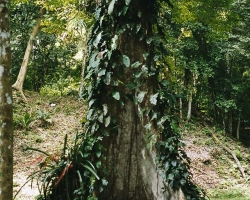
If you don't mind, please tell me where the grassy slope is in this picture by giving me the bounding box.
[13,91,250,199]
[182,123,250,200]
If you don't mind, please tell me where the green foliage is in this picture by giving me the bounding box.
[36,109,52,127]
[19,111,35,130]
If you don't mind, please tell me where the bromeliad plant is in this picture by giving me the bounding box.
[18,133,103,200]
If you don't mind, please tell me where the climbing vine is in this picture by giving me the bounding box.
[80,0,207,199]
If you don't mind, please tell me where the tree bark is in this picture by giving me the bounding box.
[0,1,13,199]
[99,34,184,200]
[12,8,43,100]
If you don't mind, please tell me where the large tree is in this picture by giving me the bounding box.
[84,0,204,199]
[0,0,13,199]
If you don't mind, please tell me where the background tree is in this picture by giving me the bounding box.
[10,0,91,97]
[0,0,13,199]
[12,5,43,100]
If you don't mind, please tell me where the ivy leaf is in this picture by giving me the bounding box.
[112,91,120,100]
[122,55,130,67]
[180,179,186,186]
[131,61,141,68]
[137,91,147,103]
[145,123,151,130]
[168,173,174,180]
[151,112,157,120]
[135,71,142,79]
[122,6,129,16]
[171,160,177,167]
[91,122,99,134]
[87,109,94,120]
[108,0,116,15]
[150,93,158,105]
[138,11,142,18]
[98,113,104,123]
[154,54,161,61]
[90,59,100,69]
[96,151,102,158]
[104,116,111,127]
[103,104,108,116]
[125,0,131,6]
[98,69,106,77]
[89,51,98,62]
[136,23,141,33]
[111,35,118,50]
[146,37,153,44]
[93,32,102,48]
[89,99,96,108]
[143,52,149,60]
[141,65,148,76]
[164,161,170,169]
[108,51,112,60]
[103,72,112,85]
[126,83,137,89]
[102,179,108,186]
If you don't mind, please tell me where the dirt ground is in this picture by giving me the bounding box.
[12,91,250,199]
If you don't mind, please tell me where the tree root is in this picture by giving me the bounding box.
[12,86,27,102]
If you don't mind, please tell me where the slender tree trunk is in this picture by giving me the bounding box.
[0,1,13,199]
[237,116,240,140]
[187,90,193,121]
[180,98,183,120]
[78,48,87,98]
[12,8,43,100]
[228,110,233,135]
[187,74,194,122]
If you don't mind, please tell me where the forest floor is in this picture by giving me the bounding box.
[13,91,250,200]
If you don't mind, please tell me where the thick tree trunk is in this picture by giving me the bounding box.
[99,40,184,200]
[95,2,184,199]
[12,8,43,100]
[0,1,13,199]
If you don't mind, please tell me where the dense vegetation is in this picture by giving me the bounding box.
[4,0,250,199]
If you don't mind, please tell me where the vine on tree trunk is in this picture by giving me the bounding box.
[82,0,206,199]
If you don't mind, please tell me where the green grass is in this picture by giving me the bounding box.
[209,186,250,200]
